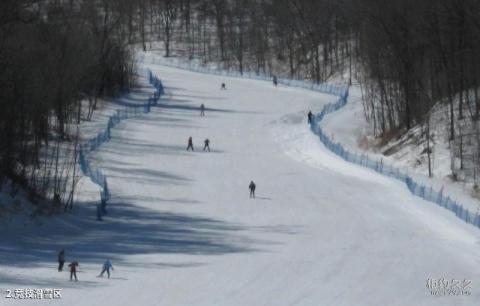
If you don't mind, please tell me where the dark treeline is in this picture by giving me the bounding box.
[354,0,480,182]
[0,0,135,210]
[357,0,480,135]
[145,0,351,83]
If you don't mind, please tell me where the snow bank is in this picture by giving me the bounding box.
[310,89,480,230]
[78,70,165,219]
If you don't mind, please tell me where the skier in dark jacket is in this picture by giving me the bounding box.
[58,249,65,272]
[200,103,205,116]
[187,136,194,151]
[249,181,256,198]
[221,83,226,90]
[307,111,313,124]
[203,138,210,152]
[273,76,278,87]
[98,259,114,279]
[68,261,79,281]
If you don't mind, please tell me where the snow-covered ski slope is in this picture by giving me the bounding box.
[2,58,480,306]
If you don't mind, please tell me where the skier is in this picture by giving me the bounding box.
[203,138,210,152]
[307,110,313,124]
[187,136,194,151]
[249,181,256,198]
[273,75,278,87]
[200,103,205,116]
[58,249,65,272]
[68,261,79,281]
[221,83,226,90]
[98,259,114,279]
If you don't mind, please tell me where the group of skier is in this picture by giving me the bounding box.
[187,103,211,152]
[53,76,310,284]
[58,249,114,281]
[187,83,260,199]
[187,136,210,152]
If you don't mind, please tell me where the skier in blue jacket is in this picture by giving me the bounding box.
[98,259,114,278]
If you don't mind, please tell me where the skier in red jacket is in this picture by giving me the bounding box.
[68,261,79,281]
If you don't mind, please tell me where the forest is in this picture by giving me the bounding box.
[1,0,480,211]
[0,0,136,210]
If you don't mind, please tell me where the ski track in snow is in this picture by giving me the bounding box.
[1,58,480,306]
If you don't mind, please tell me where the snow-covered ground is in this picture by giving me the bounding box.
[1,56,480,305]
[322,85,480,216]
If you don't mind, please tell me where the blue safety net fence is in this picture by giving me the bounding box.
[78,69,164,219]
[310,89,480,229]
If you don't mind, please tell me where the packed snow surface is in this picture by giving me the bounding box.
[1,57,480,306]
